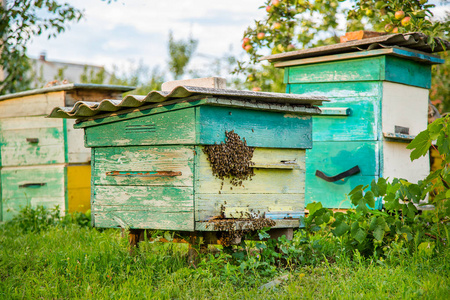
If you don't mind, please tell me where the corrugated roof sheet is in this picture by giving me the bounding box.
[261,33,449,63]
[0,83,135,102]
[47,86,328,119]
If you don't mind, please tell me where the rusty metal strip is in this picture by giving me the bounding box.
[105,171,182,177]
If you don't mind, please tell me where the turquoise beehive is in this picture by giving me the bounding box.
[263,33,448,209]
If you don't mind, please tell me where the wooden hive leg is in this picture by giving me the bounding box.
[128,229,144,254]
[188,233,208,267]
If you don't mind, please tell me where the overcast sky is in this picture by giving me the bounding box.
[27,0,449,82]
[27,0,267,81]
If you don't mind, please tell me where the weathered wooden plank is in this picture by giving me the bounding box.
[197,105,312,148]
[0,117,65,166]
[64,89,124,106]
[93,185,193,208]
[195,219,300,231]
[0,91,65,118]
[384,56,431,88]
[290,82,381,141]
[195,193,304,221]
[382,140,429,184]
[313,98,379,141]
[93,211,194,231]
[382,82,428,137]
[196,147,305,194]
[1,165,65,221]
[306,141,379,176]
[93,146,194,186]
[288,56,384,83]
[287,55,431,88]
[289,81,382,98]
[67,165,91,213]
[305,174,380,209]
[84,107,196,147]
[65,119,91,163]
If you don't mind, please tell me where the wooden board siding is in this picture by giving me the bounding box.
[195,147,305,222]
[1,165,65,221]
[381,82,428,137]
[197,106,312,149]
[305,141,380,208]
[195,193,304,222]
[289,82,381,141]
[92,186,194,230]
[92,146,194,187]
[305,174,378,209]
[287,56,431,89]
[0,116,65,166]
[84,108,197,147]
[91,146,195,230]
[382,141,430,183]
[65,119,91,163]
[196,147,305,194]
[384,56,432,89]
[306,141,379,176]
[67,165,91,213]
[0,92,65,118]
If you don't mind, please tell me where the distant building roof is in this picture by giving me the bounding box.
[29,52,111,88]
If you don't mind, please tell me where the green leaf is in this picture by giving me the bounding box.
[401,226,413,241]
[373,225,385,241]
[428,117,444,140]
[377,178,387,196]
[350,189,364,206]
[349,184,364,196]
[353,228,367,244]
[371,179,379,197]
[364,191,375,208]
[322,211,331,223]
[306,202,322,216]
[407,203,418,219]
[332,221,350,237]
[407,130,431,161]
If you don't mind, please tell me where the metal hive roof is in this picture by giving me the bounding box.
[261,33,449,63]
[47,86,328,119]
[0,83,134,102]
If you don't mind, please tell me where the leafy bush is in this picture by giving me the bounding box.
[202,115,449,271]
[1,205,92,233]
[302,114,450,259]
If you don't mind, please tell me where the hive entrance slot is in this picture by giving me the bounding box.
[125,124,156,133]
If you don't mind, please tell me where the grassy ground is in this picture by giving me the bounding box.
[1,224,449,299]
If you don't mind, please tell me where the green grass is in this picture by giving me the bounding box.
[1,224,449,299]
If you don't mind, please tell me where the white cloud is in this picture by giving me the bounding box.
[27,0,265,76]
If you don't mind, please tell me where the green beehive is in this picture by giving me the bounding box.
[262,33,449,209]
[49,78,327,243]
[0,84,133,222]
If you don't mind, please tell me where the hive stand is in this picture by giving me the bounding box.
[265,42,444,209]
[0,84,133,221]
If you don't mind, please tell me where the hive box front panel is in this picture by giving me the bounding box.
[1,165,65,221]
[287,54,431,209]
[87,105,312,231]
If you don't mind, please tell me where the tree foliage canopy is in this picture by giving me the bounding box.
[239,0,450,106]
[0,0,83,95]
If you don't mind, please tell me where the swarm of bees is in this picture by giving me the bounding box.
[202,130,255,187]
[213,215,276,246]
